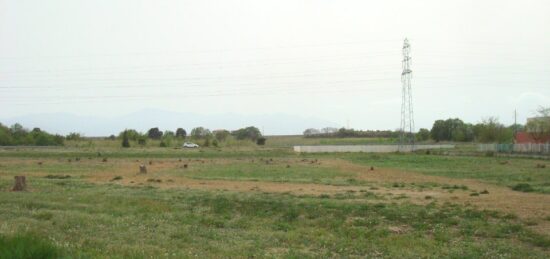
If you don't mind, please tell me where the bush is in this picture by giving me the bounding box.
[232,126,261,141]
[137,137,147,146]
[0,233,62,259]
[121,131,130,148]
[256,137,266,145]
[65,132,81,141]
[511,183,534,192]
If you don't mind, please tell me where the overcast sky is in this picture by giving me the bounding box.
[1,0,549,134]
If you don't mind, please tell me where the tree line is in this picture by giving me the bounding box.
[303,127,397,138]
[304,117,521,143]
[118,126,265,148]
[303,107,550,144]
[0,123,64,146]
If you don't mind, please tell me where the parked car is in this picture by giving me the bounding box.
[183,142,199,148]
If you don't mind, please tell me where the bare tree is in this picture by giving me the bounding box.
[525,106,550,143]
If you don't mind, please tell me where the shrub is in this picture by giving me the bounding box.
[512,183,534,192]
[111,176,123,181]
[256,137,266,145]
[121,131,130,148]
[137,137,147,146]
[65,132,81,141]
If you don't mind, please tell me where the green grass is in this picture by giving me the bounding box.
[1,144,550,257]
[265,135,395,147]
[0,233,64,259]
[337,153,550,193]
[167,161,360,185]
[0,180,548,258]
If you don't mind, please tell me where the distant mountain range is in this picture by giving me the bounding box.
[1,109,339,137]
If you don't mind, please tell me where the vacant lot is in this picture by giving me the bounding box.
[0,145,549,258]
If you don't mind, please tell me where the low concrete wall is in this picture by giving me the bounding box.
[293,144,455,153]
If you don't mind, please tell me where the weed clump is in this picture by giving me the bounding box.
[44,175,71,179]
[512,183,534,192]
[111,176,123,181]
[480,190,489,194]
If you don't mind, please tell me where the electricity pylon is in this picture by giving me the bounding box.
[399,38,414,151]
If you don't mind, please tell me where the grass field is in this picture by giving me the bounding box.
[0,139,549,258]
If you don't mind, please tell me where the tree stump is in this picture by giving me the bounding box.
[183,164,188,169]
[139,165,147,174]
[12,176,26,191]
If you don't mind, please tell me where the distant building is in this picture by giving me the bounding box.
[515,116,550,144]
[514,132,550,144]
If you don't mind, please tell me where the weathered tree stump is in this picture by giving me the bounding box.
[183,164,188,169]
[12,176,26,191]
[139,165,147,174]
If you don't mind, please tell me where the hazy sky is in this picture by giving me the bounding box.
[1,0,549,133]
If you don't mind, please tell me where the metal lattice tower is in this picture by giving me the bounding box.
[399,38,414,150]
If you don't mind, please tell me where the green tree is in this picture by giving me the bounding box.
[416,128,431,141]
[190,127,212,139]
[474,117,513,143]
[160,133,174,147]
[214,130,230,142]
[176,128,187,138]
[119,129,141,141]
[147,127,163,140]
[232,126,262,141]
[430,118,473,142]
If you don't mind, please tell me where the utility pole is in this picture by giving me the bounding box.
[514,109,517,137]
[399,38,415,151]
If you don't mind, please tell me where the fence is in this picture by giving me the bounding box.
[293,144,455,153]
[477,143,550,154]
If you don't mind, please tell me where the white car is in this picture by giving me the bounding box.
[183,142,199,148]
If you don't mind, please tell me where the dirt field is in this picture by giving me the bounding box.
[69,158,550,234]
